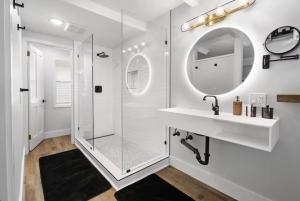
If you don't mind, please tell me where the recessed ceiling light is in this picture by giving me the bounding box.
[49,18,64,26]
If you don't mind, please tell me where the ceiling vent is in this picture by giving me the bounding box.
[64,23,86,35]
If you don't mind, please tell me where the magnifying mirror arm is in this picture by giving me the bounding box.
[263,54,299,69]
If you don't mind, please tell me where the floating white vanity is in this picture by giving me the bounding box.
[159,107,279,152]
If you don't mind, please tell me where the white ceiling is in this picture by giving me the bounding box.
[20,0,185,48]
[90,0,183,22]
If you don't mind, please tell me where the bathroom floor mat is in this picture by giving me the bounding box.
[114,174,195,201]
[39,149,111,201]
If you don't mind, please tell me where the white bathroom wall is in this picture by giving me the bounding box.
[10,6,26,201]
[0,0,13,200]
[1,1,27,200]
[170,0,300,200]
[93,45,114,138]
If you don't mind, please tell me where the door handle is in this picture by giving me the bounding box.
[20,88,29,92]
[42,99,46,103]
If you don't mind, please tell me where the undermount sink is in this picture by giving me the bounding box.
[159,107,280,152]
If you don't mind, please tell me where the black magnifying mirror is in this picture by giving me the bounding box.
[265,26,300,55]
[263,26,300,69]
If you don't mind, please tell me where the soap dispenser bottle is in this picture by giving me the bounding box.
[233,96,242,116]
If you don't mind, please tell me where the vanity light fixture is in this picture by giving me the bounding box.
[181,0,256,32]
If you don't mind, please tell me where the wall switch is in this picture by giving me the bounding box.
[249,93,267,107]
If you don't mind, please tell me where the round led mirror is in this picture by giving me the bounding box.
[126,54,151,95]
[264,26,300,55]
[186,27,255,95]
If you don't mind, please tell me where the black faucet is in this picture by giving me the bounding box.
[203,95,219,115]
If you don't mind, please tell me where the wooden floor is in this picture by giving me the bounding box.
[25,136,235,201]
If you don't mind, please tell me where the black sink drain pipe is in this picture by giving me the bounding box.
[180,136,210,165]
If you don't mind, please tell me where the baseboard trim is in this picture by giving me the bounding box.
[170,156,272,201]
[19,147,25,201]
[44,128,71,139]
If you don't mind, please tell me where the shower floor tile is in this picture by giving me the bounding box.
[93,135,159,171]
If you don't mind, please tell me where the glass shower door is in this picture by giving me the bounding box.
[78,34,94,149]
[75,9,170,179]
[121,10,170,174]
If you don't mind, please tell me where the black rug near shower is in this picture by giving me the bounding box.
[114,174,195,201]
[39,149,111,201]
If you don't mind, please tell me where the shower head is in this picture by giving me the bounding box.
[97,52,109,58]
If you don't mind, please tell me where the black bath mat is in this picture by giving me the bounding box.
[39,149,111,201]
[114,174,195,201]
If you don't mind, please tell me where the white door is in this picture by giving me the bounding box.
[28,44,45,151]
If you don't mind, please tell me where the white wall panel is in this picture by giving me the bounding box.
[170,0,300,200]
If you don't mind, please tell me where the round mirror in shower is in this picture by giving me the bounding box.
[126,53,151,95]
[186,27,255,95]
[264,26,300,55]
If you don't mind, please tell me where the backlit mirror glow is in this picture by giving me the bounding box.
[126,54,151,95]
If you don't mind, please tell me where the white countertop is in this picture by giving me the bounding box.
[159,107,279,128]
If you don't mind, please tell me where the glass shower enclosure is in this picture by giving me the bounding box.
[75,9,170,180]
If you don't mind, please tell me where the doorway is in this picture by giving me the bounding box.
[25,41,73,151]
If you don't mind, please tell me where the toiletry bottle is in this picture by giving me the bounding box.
[233,96,242,115]
[250,105,257,117]
[262,105,274,119]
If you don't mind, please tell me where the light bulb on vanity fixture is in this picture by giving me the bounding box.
[182,22,191,32]
[239,0,250,6]
[196,15,208,25]
[216,6,225,16]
